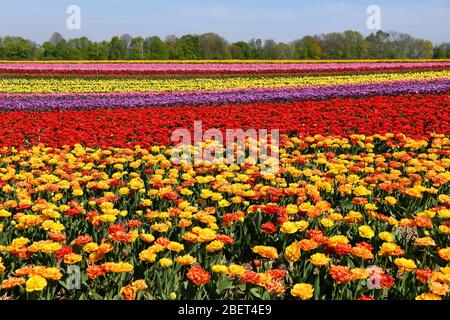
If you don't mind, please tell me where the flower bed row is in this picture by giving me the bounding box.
[1,92,449,148]
[1,70,449,94]
[0,62,449,77]
[0,134,449,300]
[1,79,449,111]
[2,59,450,64]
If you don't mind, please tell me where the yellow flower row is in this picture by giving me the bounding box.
[0,134,449,300]
[2,70,449,93]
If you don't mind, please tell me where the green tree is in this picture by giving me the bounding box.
[274,43,293,59]
[62,37,97,59]
[230,41,253,59]
[164,35,183,59]
[199,33,230,59]
[319,33,347,59]
[109,36,127,60]
[388,32,433,59]
[230,44,243,59]
[342,30,367,59]
[293,36,322,59]
[129,36,144,60]
[178,35,200,59]
[96,41,110,60]
[49,32,64,45]
[263,40,293,60]
[433,43,450,58]
[144,36,169,59]
[41,41,57,59]
[0,30,444,60]
[249,38,264,59]
[0,37,4,59]
[2,36,35,60]
[263,40,277,59]
[365,30,391,58]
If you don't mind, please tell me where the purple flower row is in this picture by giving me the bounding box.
[1,79,450,112]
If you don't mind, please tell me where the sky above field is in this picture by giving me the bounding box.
[1,0,449,43]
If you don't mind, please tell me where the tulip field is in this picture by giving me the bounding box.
[0,60,450,301]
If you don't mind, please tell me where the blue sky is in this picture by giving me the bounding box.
[1,0,449,43]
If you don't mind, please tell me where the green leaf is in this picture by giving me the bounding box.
[262,291,272,300]
[217,278,234,293]
[314,275,320,300]
[250,287,262,299]
[237,283,246,291]
[88,290,104,300]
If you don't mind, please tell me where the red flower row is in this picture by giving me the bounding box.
[1,92,449,148]
[1,67,448,79]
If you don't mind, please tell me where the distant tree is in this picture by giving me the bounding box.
[249,38,264,59]
[97,41,110,60]
[316,31,368,59]
[318,32,347,59]
[264,40,293,59]
[413,39,433,59]
[109,36,128,60]
[165,35,182,59]
[434,44,446,58]
[0,37,4,59]
[65,39,82,59]
[1,36,35,59]
[144,36,169,59]
[274,43,293,59]
[365,30,391,58]
[41,41,57,59]
[33,46,45,60]
[178,34,200,59]
[433,43,450,58]
[49,32,64,45]
[120,34,133,50]
[387,32,433,59]
[0,30,444,60]
[199,33,230,59]
[129,36,144,60]
[293,36,322,59]
[54,39,69,59]
[230,44,243,59]
[342,30,367,59]
[263,40,277,59]
[230,41,253,59]
[82,37,105,59]
[40,33,65,60]
[388,32,412,58]
[445,43,450,58]
[62,37,97,59]
[308,39,322,59]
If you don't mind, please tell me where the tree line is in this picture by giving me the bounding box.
[0,30,449,60]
